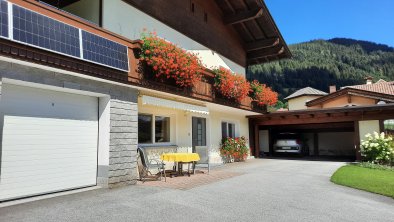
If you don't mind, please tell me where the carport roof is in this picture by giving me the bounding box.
[247,104,394,125]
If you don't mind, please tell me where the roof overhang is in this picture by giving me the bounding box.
[215,0,291,65]
[123,0,290,66]
[285,94,325,101]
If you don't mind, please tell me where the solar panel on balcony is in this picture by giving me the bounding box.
[12,4,80,58]
[0,0,8,38]
[9,3,129,72]
[82,31,129,72]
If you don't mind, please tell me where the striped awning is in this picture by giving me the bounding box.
[141,95,209,115]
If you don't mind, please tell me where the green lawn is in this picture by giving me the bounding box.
[331,165,394,198]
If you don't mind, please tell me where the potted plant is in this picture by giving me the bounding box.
[220,136,249,162]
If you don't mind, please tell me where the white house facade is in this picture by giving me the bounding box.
[0,0,290,202]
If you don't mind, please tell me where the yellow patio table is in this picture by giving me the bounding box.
[160,153,200,177]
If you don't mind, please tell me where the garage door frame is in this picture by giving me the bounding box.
[0,78,108,202]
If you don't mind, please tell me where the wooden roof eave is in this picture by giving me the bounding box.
[247,103,394,118]
[248,0,292,64]
[215,0,291,65]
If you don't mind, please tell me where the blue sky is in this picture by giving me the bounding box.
[265,0,394,47]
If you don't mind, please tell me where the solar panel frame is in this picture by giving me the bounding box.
[6,2,130,72]
[81,30,129,72]
[0,0,9,38]
[12,4,81,59]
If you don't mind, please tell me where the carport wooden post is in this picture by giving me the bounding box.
[248,119,260,158]
[354,121,362,161]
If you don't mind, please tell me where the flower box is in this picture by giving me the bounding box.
[140,32,204,88]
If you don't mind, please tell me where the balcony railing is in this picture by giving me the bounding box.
[1,0,265,113]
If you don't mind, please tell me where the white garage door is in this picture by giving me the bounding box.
[0,84,98,201]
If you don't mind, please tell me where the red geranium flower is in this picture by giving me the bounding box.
[140,32,203,87]
[249,80,278,106]
[213,67,251,102]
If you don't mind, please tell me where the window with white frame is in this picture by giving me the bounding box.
[222,121,235,139]
[138,114,170,144]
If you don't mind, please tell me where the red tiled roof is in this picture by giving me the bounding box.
[346,81,394,96]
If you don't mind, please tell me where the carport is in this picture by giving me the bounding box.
[248,104,394,161]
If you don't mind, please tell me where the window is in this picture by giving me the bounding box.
[138,114,170,144]
[190,2,195,13]
[384,119,394,135]
[222,122,235,139]
[204,12,208,23]
[155,116,170,143]
[138,114,152,143]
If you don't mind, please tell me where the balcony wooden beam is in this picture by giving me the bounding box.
[224,8,263,25]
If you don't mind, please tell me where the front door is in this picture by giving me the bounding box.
[192,117,206,151]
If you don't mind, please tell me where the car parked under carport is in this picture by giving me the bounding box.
[263,122,356,160]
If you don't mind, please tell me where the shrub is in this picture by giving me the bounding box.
[220,136,249,162]
[140,32,203,87]
[360,132,394,166]
[213,67,251,102]
[249,80,278,106]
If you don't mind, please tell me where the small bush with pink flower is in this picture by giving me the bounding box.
[220,136,249,162]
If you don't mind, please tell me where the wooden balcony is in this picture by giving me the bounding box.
[1,0,265,113]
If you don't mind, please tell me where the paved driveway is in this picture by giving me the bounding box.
[1,159,393,222]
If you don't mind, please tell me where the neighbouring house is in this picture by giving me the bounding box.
[285,87,328,111]
[306,79,394,109]
[248,77,394,160]
[0,0,290,201]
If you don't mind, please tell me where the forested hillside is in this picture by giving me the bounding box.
[247,38,394,100]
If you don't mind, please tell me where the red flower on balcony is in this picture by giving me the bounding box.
[213,67,251,102]
[250,80,278,106]
[140,32,203,87]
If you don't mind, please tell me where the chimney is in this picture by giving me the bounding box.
[365,76,373,85]
[329,85,336,93]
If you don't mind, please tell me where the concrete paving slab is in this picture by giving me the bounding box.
[0,159,393,222]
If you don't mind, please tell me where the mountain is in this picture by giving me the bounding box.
[247,38,394,100]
